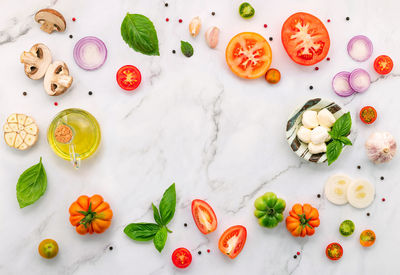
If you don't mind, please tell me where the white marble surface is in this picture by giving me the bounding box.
[1,0,400,274]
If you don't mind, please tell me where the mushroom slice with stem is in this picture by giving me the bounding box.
[44,61,73,96]
[20,43,52,80]
[35,9,66,34]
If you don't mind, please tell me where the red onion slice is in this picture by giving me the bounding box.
[349,68,371,93]
[73,36,107,70]
[332,71,355,97]
[347,35,373,62]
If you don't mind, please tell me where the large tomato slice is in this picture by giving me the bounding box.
[225,32,272,79]
[116,65,141,91]
[281,12,330,66]
[191,199,217,234]
[218,225,247,259]
[172,247,192,269]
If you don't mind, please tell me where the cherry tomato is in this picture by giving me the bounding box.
[326,242,343,260]
[360,229,376,247]
[116,65,142,91]
[191,199,217,234]
[218,225,247,259]
[360,106,377,124]
[172,247,192,268]
[374,55,393,75]
[281,12,330,66]
[265,68,281,84]
[38,239,59,259]
[226,32,272,79]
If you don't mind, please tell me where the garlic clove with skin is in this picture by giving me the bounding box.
[365,131,397,163]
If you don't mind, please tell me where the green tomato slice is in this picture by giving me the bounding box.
[339,220,355,236]
[239,2,255,19]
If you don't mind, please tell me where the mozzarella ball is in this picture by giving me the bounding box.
[322,126,332,142]
[311,126,329,144]
[317,109,336,128]
[308,142,327,154]
[302,110,319,129]
[297,126,312,143]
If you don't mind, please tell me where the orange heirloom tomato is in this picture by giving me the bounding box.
[285,203,320,237]
[360,229,376,247]
[69,195,113,235]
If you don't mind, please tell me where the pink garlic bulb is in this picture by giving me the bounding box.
[365,132,397,163]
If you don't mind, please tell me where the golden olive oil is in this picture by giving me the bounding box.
[48,109,101,162]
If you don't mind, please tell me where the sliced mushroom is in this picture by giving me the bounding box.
[44,61,73,96]
[20,43,52,80]
[34,9,66,34]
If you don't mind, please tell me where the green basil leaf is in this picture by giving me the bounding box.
[121,13,160,56]
[16,157,47,208]
[124,223,161,241]
[152,203,163,225]
[153,226,168,252]
[326,140,343,165]
[159,183,176,225]
[180,41,194,57]
[338,136,352,146]
[331,112,352,138]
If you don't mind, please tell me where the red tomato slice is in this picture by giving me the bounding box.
[191,199,217,234]
[172,247,192,269]
[326,243,343,260]
[116,65,141,91]
[281,12,330,66]
[374,55,393,75]
[360,106,377,124]
[225,32,272,79]
[218,225,247,259]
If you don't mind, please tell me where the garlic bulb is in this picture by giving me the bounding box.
[365,131,397,163]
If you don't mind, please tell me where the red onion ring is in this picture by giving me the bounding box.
[332,71,355,97]
[73,36,107,70]
[347,35,373,62]
[349,68,371,93]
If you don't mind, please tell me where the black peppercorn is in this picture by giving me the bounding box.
[69,35,73,39]
[346,17,350,21]
[367,213,370,216]
[380,176,384,180]
[211,12,215,16]
[269,37,273,41]
[309,85,313,90]
[294,255,297,259]
[184,223,187,227]
[317,194,321,198]
[165,3,168,7]
[109,246,113,251]
[23,92,27,96]
[88,91,93,95]
[357,165,361,169]
[198,251,201,255]
[172,50,176,54]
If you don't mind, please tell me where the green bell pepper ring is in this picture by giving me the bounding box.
[254,192,286,228]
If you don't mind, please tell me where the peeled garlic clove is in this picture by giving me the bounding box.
[310,126,329,145]
[205,26,219,49]
[189,16,201,37]
[308,142,327,154]
[365,131,397,163]
[302,110,318,129]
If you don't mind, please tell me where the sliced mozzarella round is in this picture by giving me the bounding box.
[347,179,375,209]
[325,174,352,205]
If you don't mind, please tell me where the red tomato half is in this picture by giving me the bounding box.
[116,65,141,91]
[326,242,343,261]
[218,225,247,259]
[374,55,393,75]
[281,12,330,66]
[191,199,217,234]
[172,247,192,269]
[360,106,377,124]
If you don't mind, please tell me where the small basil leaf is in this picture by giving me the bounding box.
[152,203,163,225]
[326,140,343,165]
[332,112,352,137]
[124,223,161,241]
[180,41,194,57]
[153,226,168,252]
[16,157,47,208]
[338,136,352,145]
[121,13,160,56]
[159,183,176,225]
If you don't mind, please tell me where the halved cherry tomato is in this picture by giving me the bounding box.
[225,32,272,79]
[38,239,59,259]
[218,225,247,259]
[172,247,192,269]
[191,199,217,234]
[374,55,393,75]
[326,242,343,261]
[265,68,281,84]
[116,65,141,91]
[360,229,376,247]
[360,106,377,124]
[281,12,330,66]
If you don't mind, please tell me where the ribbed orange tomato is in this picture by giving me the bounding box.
[69,195,113,235]
[286,203,320,237]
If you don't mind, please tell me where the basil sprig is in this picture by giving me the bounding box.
[16,157,47,208]
[124,183,176,252]
[121,13,160,56]
[326,112,352,165]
